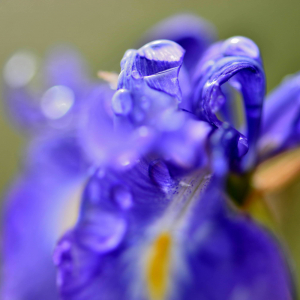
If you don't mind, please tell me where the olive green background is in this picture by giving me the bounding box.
[1,0,300,293]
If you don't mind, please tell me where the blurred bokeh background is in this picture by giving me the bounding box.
[1,0,300,290]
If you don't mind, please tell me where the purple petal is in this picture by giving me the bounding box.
[44,46,90,94]
[108,40,212,170]
[258,72,300,159]
[140,14,217,74]
[53,163,293,300]
[1,134,89,300]
[192,37,265,171]
[177,181,294,300]
[54,160,175,299]
[118,40,185,101]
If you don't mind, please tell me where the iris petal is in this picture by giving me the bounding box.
[54,160,173,299]
[2,135,88,300]
[140,14,217,74]
[192,37,265,171]
[54,161,293,300]
[177,187,294,300]
[118,40,185,101]
[259,72,300,159]
[101,39,212,170]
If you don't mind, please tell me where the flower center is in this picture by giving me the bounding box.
[144,170,211,300]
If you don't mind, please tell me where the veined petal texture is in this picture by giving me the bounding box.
[118,40,185,101]
[54,162,293,300]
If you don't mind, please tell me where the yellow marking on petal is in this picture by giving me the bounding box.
[97,71,119,89]
[252,147,300,193]
[146,232,172,300]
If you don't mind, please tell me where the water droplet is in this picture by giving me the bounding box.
[179,181,191,187]
[4,51,38,88]
[138,126,150,137]
[238,136,248,157]
[76,213,127,253]
[222,36,260,61]
[112,89,132,115]
[132,70,140,79]
[41,85,74,119]
[149,160,172,191]
[112,185,133,210]
[116,152,135,168]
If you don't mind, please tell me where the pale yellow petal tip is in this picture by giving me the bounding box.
[146,232,172,300]
[252,147,300,193]
[97,71,119,89]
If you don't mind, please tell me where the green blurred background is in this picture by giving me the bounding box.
[1,0,300,292]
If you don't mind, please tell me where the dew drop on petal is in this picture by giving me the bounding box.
[149,160,172,191]
[238,136,249,157]
[76,213,127,253]
[4,51,38,88]
[112,89,133,115]
[112,185,133,210]
[138,125,150,137]
[41,85,75,119]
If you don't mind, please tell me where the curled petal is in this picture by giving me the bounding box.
[118,40,185,101]
[193,37,265,171]
[98,40,212,170]
[140,14,216,74]
[136,40,184,76]
[210,123,244,177]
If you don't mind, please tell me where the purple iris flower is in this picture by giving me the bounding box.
[2,14,299,300]
[53,17,294,300]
